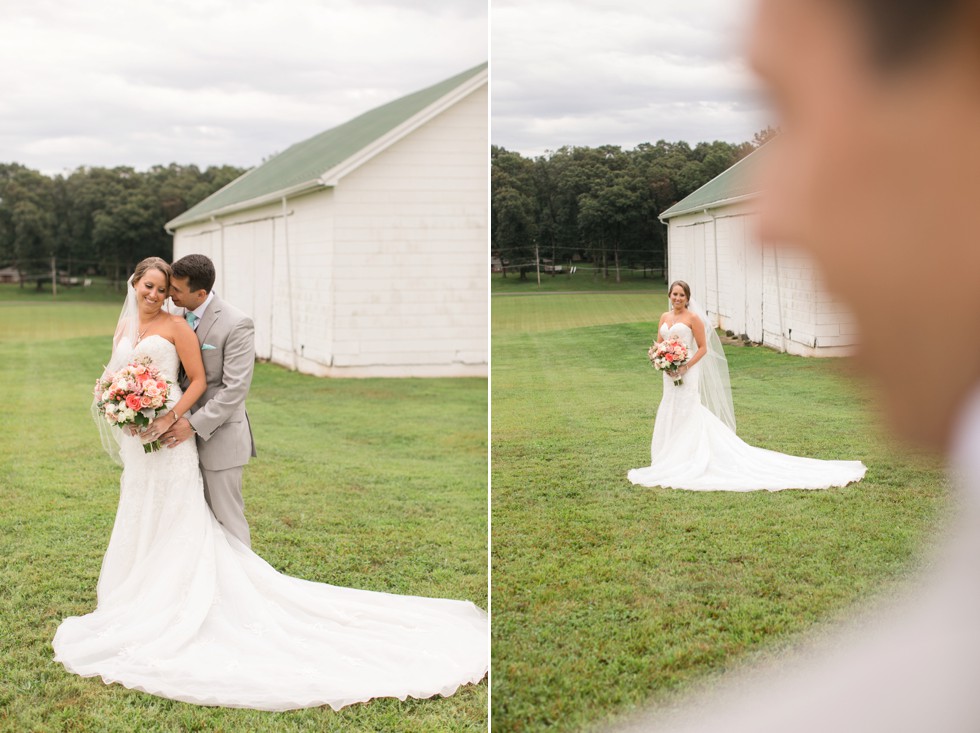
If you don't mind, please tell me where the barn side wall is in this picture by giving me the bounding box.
[665,202,857,357]
[171,191,334,371]
[172,82,488,378]
[329,82,488,376]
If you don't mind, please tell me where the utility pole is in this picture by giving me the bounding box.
[51,254,57,299]
[534,240,541,286]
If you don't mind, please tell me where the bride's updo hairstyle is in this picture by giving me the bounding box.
[130,256,172,289]
[668,280,691,306]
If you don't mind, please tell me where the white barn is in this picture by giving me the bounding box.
[661,148,857,357]
[166,63,488,377]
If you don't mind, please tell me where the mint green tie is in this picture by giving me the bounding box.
[185,312,198,329]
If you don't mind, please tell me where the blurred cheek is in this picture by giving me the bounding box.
[761,100,918,332]
[758,129,873,298]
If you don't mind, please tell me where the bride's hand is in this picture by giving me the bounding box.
[142,412,177,442]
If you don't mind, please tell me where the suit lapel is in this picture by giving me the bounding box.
[196,293,222,346]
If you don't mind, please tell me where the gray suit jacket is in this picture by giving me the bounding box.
[182,294,257,471]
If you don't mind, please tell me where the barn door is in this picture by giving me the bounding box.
[691,223,708,309]
[730,217,746,335]
[744,216,764,342]
[252,220,274,360]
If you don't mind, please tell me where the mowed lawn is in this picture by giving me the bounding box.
[0,286,488,733]
[490,287,949,732]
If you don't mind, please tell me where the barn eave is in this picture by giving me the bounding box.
[164,179,327,232]
[659,145,766,221]
[318,68,487,187]
[658,192,761,222]
[165,64,488,233]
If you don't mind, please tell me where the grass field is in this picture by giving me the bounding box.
[0,288,488,733]
[490,286,949,732]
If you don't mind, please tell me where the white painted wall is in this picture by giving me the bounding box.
[666,200,856,357]
[329,82,488,376]
[172,81,488,377]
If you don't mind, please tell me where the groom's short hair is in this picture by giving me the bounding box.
[172,254,216,294]
[845,0,962,69]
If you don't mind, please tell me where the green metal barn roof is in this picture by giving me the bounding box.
[167,62,488,230]
[659,145,766,220]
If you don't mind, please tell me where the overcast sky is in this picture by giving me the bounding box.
[0,0,487,175]
[491,0,771,158]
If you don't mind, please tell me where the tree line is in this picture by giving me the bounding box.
[491,128,775,281]
[0,162,246,285]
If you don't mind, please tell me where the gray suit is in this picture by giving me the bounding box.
[183,293,257,547]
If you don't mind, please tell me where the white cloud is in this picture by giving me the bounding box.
[0,0,487,174]
[490,0,770,156]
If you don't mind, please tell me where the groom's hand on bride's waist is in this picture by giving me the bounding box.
[160,418,195,448]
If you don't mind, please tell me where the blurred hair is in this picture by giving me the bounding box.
[171,254,215,294]
[845,0,966,67]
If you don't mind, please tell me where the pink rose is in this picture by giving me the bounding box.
[125,394,142,411]
[140,395,153,408]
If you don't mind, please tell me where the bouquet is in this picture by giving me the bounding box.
[94,356,173,453]
[648,337,690,386]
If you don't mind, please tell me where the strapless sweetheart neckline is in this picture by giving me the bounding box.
[134,333,172,348]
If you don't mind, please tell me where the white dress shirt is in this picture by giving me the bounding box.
[187,291,215,330]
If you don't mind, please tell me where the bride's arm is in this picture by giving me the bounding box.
[151,320,207,432]
[656,313,667,343]
[682,317,710,372]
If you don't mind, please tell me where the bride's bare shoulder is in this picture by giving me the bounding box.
[155,315,191,342]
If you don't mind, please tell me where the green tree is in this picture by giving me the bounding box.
[491,137,764,284]
[491,146,538,278]
[0,165,57,283]
[1,161,250,284]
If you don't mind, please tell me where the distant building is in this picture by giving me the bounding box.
[0,266,20,284]
[167,63,488,377]
[661,148,857,356]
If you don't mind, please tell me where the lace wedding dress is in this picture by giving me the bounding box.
[53,335,487,710]
[627,322,866,491]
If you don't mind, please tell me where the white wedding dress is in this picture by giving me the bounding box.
[627,322,866,491]
[53,335,487,710]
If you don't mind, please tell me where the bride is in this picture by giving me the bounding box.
[53,257,488,711]
[627,280,866,491]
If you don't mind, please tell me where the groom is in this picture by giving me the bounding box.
[162,254,257,548]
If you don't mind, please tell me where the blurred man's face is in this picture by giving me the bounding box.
[748,0,980,450]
